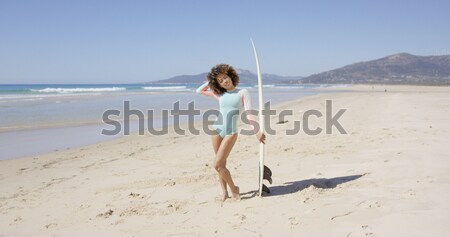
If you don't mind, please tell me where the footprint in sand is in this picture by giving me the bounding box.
[78,204,90,210]
[288,216,300,227]
[284,147,294,152]
[17,167,28,174]
[128,192,141,198]
[42,160,58,169]
[357,200,381,209]
[9,216,23,226]
[233,213,247,221]
[164,181,176,186]
[120,207,143,217]
[45,223,58,229]
[406,189,416,197]
[96,209,114,218]
[361,225,376,237]
[165,203,182,214]
[347,225,376,237]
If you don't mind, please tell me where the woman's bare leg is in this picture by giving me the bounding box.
[214,134,240,200]
[211,133,228,201]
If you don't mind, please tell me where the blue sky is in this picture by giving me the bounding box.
[0,0,449,84]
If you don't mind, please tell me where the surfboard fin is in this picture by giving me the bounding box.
[262,184,270,194]
[263,169,272,184]
[264,165,272,177]
[263,165,273,184]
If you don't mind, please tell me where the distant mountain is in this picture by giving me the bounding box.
[288,53,450,85]
[146,53,450,86]
[146,68,303,85]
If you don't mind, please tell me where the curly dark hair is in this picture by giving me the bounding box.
[206,64,240,95]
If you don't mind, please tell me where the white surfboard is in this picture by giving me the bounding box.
[250,39,272,196]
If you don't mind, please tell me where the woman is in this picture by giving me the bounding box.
[196,64,266,201]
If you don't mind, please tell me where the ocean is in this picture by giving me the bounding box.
[0,83,341,160]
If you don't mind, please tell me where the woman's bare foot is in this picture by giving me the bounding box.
[215,192,230,202]
[221,192,230,202]
[231,186,241,200]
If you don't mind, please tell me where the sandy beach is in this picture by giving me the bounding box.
[1,85,450,236]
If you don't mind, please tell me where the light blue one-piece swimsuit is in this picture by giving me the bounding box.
[196,82,255,138]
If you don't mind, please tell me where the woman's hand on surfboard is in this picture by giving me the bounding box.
[256,131,266,144]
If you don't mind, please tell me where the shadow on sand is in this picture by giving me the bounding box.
[241,174,365,200]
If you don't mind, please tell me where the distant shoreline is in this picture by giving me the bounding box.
[0,85,332,160]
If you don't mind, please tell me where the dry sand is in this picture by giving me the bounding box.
[1,85,450,236]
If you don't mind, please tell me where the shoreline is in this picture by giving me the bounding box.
[0,88,336,161]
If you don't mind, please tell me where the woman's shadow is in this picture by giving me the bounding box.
[241,174,364,200]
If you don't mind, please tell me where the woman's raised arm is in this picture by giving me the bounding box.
[196,81,219,100]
